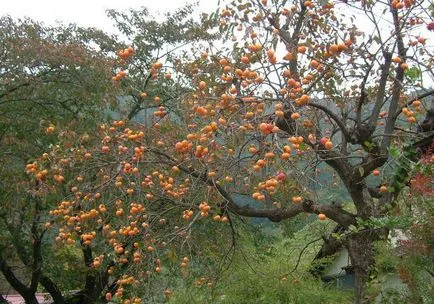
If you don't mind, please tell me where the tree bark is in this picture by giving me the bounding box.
[40,275,65,304]
[0,255,39,303]
[346,231,376,304]
[22,292,40,304]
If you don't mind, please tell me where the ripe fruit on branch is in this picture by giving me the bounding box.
[400,63,409,70]
[297,45,307,53]
[292,196,302,204]
[295,94,310,106]
[324,141,333,150]
[276,172,286,181]
[290,112,300,120]
[198,81,207,90]
[407,116,416,124]
[259,123,277,135]
[379,185,388,193]
[46,125,55,134]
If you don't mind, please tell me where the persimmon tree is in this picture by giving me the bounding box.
[0,5,220,303]
[0,16,127,304]
[0,15,122,304]
[26,0,434,303]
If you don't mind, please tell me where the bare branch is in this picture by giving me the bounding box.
[368,51,392,130]
[381,5,408,151]
[309,102,351,141]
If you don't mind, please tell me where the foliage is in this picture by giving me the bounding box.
[0,15,118,299]
[168,220,352,304]
[42,245,87,292]
[370,192,434,304]
[106,4,220,120]
[0,4,221,302]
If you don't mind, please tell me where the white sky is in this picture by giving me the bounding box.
[1,0,219,33]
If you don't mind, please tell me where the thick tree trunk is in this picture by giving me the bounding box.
[346,231,376,304]
[21,292,39,304]
[40,275,65,304]
[0,255,39,304]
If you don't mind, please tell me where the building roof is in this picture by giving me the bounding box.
[1,294,51,304]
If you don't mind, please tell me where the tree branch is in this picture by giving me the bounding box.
[40,275,66,304]
[381,5,407,151]
[29,198,43,294]
[368,51,392,130]
[309,102,351,141]
[127,72,153,120]
[356,60,374,129]
[82,245,96,303]
[224,195,356,227]
[0,254,29,296]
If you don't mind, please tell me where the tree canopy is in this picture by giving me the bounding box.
[1,1,434,304]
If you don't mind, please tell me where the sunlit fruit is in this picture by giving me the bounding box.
[198,81,207,90]
[379,185,388,193]
[318,213,326,220]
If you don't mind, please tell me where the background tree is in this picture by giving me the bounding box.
[0,15,119,304]
[106,4,219,120]
[0,3,220,303]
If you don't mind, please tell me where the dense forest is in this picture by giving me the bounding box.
[1,1,433,303]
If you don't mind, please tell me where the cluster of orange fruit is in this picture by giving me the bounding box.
[391,0,414,9]
[220,8,232,18]
[92,255,104,268]
[118,46,134,60]
[175,140,193,153]
[266,49,277,64]
[195,277,213,288]
[153,106,167,118]
[212,214,229,223]
[81,232,96,246]
[112,47,134,80]
[182,209,194,221]
[402,100,421,124]
[180,256,189,268]
[259,123,279,135]
[280,5,297,16]
[53,228,73,244]
[199,201,211,217]
[112,70,127,81]
[25,162,38,173]
[408,36,426,47]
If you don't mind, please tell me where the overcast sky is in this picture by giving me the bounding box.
[1,0,218,32]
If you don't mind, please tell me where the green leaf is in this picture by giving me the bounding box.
[389,146,400,158]
[405,66,421,80]
[430,3,434,18]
